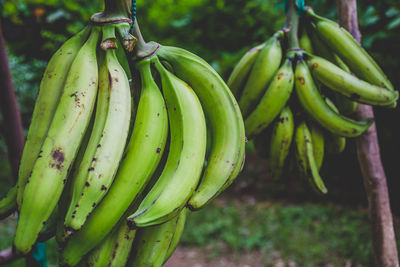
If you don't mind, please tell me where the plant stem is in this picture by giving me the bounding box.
[131,19,159,60]
[91,0,132,23]
[285,0,300,50]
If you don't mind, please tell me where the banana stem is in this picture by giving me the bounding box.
[284,0,301,50]
[131,19,159,59]
[91,0,132,23]
[337,1,399,266]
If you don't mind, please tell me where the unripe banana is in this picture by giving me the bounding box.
[0,186,17,220]
[227,43,265,98]
[294,57,373,137]
[295,121,328,194]
[306,8,395,91]
[14,26,100,255]
[128,213,183,267]
[156,45,246,210]
[244,57,295,138]
[268,106,294,180]
[65,47,131,231]
[239,31,284,116]
[299,25,314,54]
[37,204,58,242]
[60,57,168,266]
[128,57,207,228]
[64,50,110,231]
[16,26,91,209]
[306,54,398,107]
[309,122,325,170]
[85,217,136,267]
[163,207,189,264]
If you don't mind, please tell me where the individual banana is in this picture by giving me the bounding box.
[60,57,168,266]
[128,212,183,267]
[294,121,328,194]
[163,207,189,264]
[65,47,131,231]
[16,26,91,209]
[156,45,246,210]
[306,8,395,91]
[299,24,314,54]
[309,122,325,170]
[0,186,17,220]
[267,106,294,180]
[85,216,136,267]
[14,26,100,255]
[227,43,265,98]
[238,30,284,116]
[127,56,207,228]
[64,49,110,231]
[244,57,294,138]
[294,56,373,137]
[306,54,398,107]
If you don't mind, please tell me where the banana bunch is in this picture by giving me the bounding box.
[60,36,245,265]
[227,8,398,194]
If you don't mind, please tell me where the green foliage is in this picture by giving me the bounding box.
[182,202,399,266]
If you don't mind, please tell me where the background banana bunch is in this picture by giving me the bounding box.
[228,7,398,195]
[0,9,245,267]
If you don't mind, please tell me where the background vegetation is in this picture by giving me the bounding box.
[1,0,399,265]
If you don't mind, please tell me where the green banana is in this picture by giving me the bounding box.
[0,186,17,220]
[128,214,182,267]
[85,216,136,267]
[227,43,265,98]
[14,26,100,255]
[16,26,91,209]
[299,24,314,54]
[238,31,284,116]
[156,45,245,210]
[56,113,94,246]
[65,48,131,231]
[128,56,207,228]
[306,54,398,107]
[64,49,110,232]
[295,121,328,194]
[306,8,395,91]
[60,57,168,266]
[324,98,347,154]
[294,57,373,137]
[164,207,189,264]
[267,106,294,180]
[334,93,357,116]
[244,57,294,138]
[309,122,325,170]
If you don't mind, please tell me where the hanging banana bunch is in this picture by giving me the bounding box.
[227,1,398,194]
[0,1,245,266]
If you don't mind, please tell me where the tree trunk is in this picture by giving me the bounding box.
[337,1,399,266]
[0,20,24,182]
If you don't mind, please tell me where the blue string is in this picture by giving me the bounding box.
[297,0,306,15]
[129,0,136,33]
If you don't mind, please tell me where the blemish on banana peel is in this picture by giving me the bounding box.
[50,148,65,171]
[297,77,305,85]
[311,63,318,70]
[101,185,107,191]
[277,73,284,80]
[156,148,161,153]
